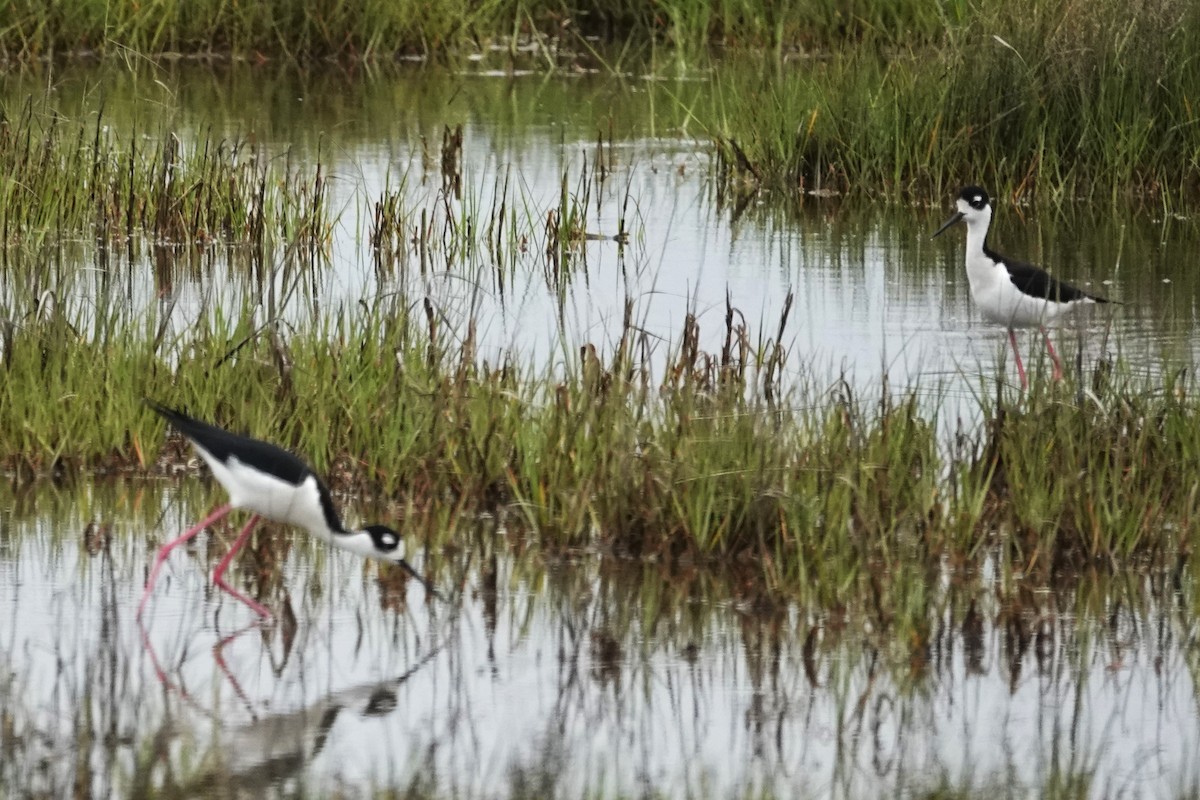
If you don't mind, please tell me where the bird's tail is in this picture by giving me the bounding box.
[143,397,193,426]
[143,399,219,440]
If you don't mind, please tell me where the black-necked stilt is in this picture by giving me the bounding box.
[933,186,1112,388]
[139,400,438,618]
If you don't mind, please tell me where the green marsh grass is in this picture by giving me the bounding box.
[4,1,1200,202]
[714,0,1200,203]
[0,98,332,252]
[0,0,957,61]
[6,280,1200,633]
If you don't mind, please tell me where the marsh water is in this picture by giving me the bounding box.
[4,61,1200,798]
[4,481,1200,798]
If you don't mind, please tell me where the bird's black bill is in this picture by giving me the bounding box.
[399,559,443,601]
[932,211,964,239]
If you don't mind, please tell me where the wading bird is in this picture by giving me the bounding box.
[933,186,1112,388]
[139,400,438,618]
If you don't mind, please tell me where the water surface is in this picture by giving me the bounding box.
[2,481,1198,797]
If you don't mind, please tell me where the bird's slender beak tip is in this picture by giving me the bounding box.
[932,210,964,239]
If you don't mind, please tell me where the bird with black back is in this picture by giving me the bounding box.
[139,400,439,618]
[933,186,1114,389]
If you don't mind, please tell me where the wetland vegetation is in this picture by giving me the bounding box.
[3,2,1200,797]
[1,125,1196,643]
[5,0,1200,201]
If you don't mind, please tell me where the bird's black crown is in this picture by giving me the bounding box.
[958,186,990,210]
[363,524,403,553]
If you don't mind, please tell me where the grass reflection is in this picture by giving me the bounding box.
[7,480,1196,797]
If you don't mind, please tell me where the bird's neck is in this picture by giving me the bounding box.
[963,215,992,263]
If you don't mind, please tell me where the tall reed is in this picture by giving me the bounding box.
[715,0,1200,203]
[0,98,331,252]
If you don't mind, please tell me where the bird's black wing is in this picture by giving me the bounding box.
[146,400,311,483]
[998,255,1109,304]
[145,400,345,533]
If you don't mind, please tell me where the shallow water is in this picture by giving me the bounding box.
[2,480,1199,798]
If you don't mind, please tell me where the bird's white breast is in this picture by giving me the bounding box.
[963,239,1086,329]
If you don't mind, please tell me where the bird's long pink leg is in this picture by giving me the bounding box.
[1041,327,1064,381]
[211,514,273,619]
[1008,329,1028,390]
[138,503,233,617]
